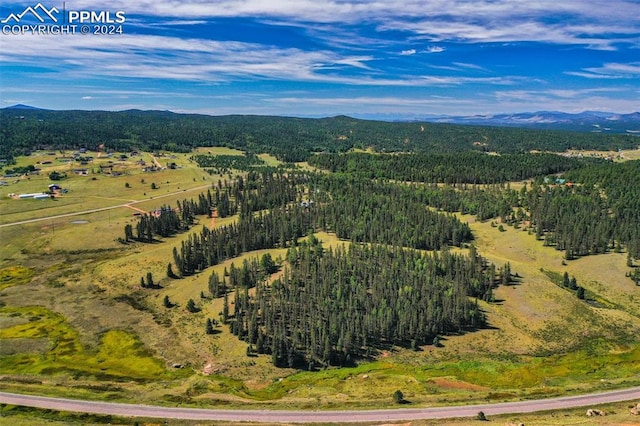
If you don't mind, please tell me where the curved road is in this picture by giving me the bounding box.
[1,387,639,422]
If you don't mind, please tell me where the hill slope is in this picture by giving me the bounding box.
[1,109,638,164]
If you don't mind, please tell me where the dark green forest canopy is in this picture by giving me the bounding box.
[308,152,602,184]
[230,240,492,368]
[1,109,638,164]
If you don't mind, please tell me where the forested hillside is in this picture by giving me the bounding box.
[1,109,638,165]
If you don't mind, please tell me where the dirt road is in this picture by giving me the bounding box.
[1,387,639,422]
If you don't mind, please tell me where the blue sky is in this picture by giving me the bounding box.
[1,0,639,118]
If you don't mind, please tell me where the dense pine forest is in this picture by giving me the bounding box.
[2,109,638,165]
[308,152,601,184]
[159,174,475,277]
[229,239,494,368]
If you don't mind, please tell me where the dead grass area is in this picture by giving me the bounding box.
[429,377,489,391]
[619,148,640,160]
[442,214,640,359]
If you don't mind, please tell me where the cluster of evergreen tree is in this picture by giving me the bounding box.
[308,152,599,184]
[123,207,184,242]
[524,184,613,258]
[124,172,308,243]
[519,160,640,259]
[238,172,308,213]
[171,204,315,276]
[160,172,477,278]
[316,176,472,249]
[563,160,640,259]
[165,170,518,285]
[227,238,505,368]
[413,183,520,221]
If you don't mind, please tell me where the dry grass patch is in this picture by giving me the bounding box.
[257,153,282,166]
[192,147,246,156]
[620,148,640,160]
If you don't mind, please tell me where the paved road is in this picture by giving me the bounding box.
[1,387,639,423]
[0,184,213,228]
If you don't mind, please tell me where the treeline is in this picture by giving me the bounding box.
[2,109,638,165]
[224,238,508,368]
[308,152,600,184]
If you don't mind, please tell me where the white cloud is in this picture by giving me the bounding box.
[400,49,416,55]
[0,33,378,84]
[1,32,525,88]
[37,0,640,48]
[82,96,93,100]
[566,62,640,79]
[425,46,445,53]
[452,62,486,71]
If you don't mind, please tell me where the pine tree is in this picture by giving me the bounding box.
[260,253,277,274]
[124,224,134,242]
[570,276,578,290]
[206,318,215,334]
[222,291,229,323]
[186,299,198,313]
[146,272,154,288]
[167,263,177,279]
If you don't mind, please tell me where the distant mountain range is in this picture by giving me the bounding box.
[3,104,47,111]
[2,104,639,135]
[421,111,640,134]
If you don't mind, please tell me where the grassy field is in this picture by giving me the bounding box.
[620,148,640,160]
[0,150,214,225]
[1,149,639,415]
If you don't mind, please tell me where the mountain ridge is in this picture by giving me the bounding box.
[2,105,639,134]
